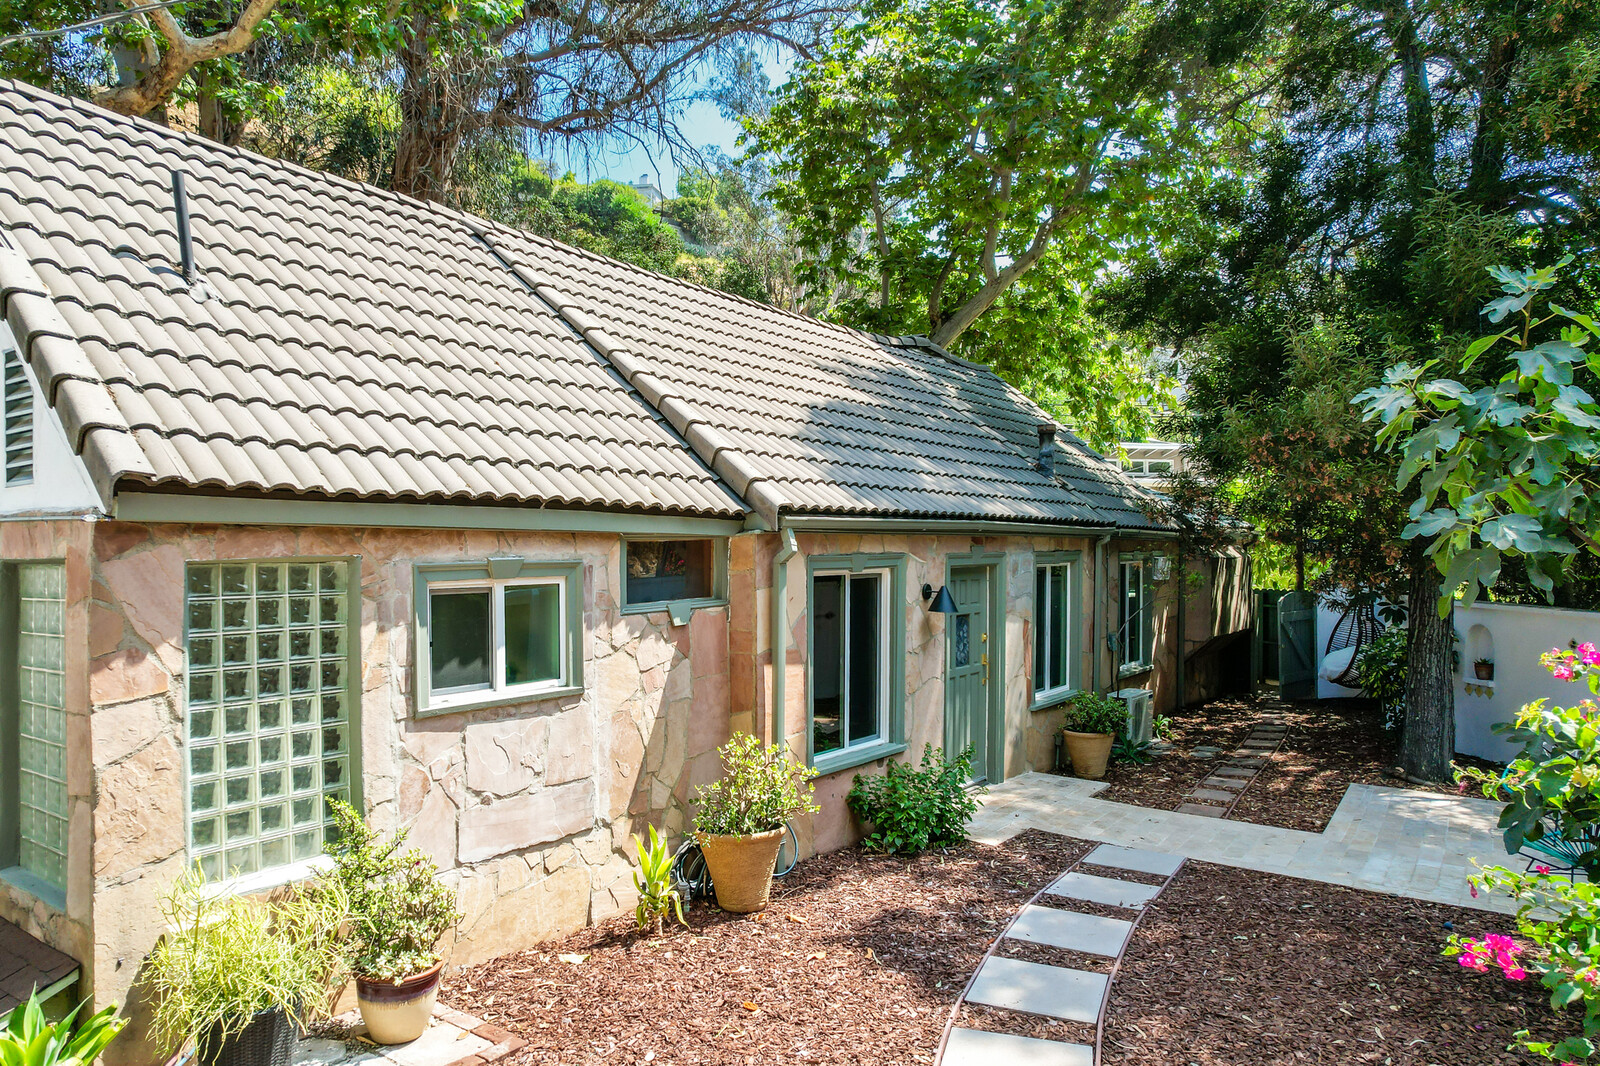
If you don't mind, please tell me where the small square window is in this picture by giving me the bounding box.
[624,540,719,607]
[417,561,582,715]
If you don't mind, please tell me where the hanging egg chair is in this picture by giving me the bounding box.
[1319,599,1385,688]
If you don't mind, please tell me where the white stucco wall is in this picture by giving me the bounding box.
[1453,601,1600,762]
[0,324,102,516]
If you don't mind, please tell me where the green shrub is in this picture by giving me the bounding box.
[1356,625,1408,730]
[694,734,820,837]
[1,992,124,1066]
[321,799,462,981]
[631,825,686,934]
[1062,690,1127,735]
[1110,734,1152,765]
[847,745,986,854]
[146,864,349,1051]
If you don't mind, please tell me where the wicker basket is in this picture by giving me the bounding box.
[196,1007,295,1066]
[697,829,786,913]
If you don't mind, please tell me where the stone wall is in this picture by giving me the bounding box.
[769,532,1095,856]
[0,519,94,982]
[85,520,735,1043]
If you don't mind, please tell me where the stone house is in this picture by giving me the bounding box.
[0,80,1252,1053]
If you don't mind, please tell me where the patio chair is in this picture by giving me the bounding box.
[1518,833,1597,881]
[1319,600,1384,688]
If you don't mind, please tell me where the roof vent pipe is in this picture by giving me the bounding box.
[1037,423,1057,478]
[170,170,196,285]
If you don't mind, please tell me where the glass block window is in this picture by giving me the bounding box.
[16,563,66,890]
[185,561,353,880]
[3,348,32,486]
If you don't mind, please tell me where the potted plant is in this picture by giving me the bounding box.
[2,991,125,1066]
[1474,657,1495,681]
[145,865,349,1066]
[321,800,463,1045]
[1062,691,1128,780]
[693,734,819,913]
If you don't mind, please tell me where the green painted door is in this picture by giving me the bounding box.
[947,565,991,783]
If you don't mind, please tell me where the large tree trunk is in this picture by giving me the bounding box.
[1401,557,1455,782]
[390,35,466,203]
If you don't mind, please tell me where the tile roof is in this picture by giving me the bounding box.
[485,226,1168,529]
[0,81,744,517]
[0,79,1167,531]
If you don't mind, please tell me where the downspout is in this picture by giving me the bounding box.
[1092,533,1112,693]
[1175,559,1187,713]
[771,526,799,751]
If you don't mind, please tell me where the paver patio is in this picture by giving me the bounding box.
[970,772,1516,912]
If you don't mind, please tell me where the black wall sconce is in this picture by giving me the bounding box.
[921,583,958,613]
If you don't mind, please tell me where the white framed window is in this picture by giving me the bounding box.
[810,568,891,762]
[1033,557,1079,703]
[414,558,584,717]
[1119,555,1161,672]
[184,560,357,882]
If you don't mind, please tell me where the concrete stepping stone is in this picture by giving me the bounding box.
[1202,776,1247,791]
[1176,803,1225,817]
[943,1028,1093,1066]
[1084,844,1183,876]
[1007,905,1131,957]
[1212,765,1254,778]
[1046,871,1161,909]
[1228,756,1267,766]
[965,957,1108,1023]
[1189,788,1235,802]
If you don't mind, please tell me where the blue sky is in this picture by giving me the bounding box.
[545,50,796,193]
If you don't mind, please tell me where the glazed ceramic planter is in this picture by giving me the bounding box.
[355,960,443,1044]
[1063,730,1114,780]
[697,828,786,913]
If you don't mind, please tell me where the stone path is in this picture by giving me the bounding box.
[970,772,1516,913]
[294,1005,525,1066]
[1174,716,1287,818]
[938,844,1185,1066]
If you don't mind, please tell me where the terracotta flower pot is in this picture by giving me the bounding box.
[1474,661,1494,681]
[355,960,443,1045]
[697,828,786,913]
[1063,730,1114,780]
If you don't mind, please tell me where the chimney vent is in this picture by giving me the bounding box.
[170,170,196,285]
[1037,423,1057,478]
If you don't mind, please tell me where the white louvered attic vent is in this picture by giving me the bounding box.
[3,348,33,485]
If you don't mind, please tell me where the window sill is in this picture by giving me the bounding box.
[419,684,584,719]
[200,855,333,900]
[1031,688,1081,713]
[813,741,907,778]
[0,867,65,913]
[621,597,728,626]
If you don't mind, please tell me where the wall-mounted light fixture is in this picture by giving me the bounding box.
[921,583,958,613]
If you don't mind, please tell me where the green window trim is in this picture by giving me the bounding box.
[413,558,585,718]
[619,536,729,619]
[804,553,907,777]
[183,558,362,884]
[0,561,67,908]
[1031,550,1083,711]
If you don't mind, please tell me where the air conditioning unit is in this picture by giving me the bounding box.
[1114,688,1155,744]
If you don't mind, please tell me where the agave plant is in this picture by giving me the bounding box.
[632,825,686,935]
[0,991,125,1066]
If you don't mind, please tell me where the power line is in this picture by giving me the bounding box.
[0,0,193,47]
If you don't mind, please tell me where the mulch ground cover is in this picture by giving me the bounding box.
[1091,695,1498,832]
[1104,861,1574,1066]
[445,830,1090,1065]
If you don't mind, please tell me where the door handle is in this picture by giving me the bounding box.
[980,652,989,685]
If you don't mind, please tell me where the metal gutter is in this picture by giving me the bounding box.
[112,493,746,536]
[771,526,799,750]
[782,515,1123,538]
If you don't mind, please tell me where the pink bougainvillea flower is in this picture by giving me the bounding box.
[1504,966,1528,981]
[1535,864,1552,875]
[1470,882,1479,898]
[1458,953,1488,972]
[1484,934,1516,951]
[1555,664,1576,681]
